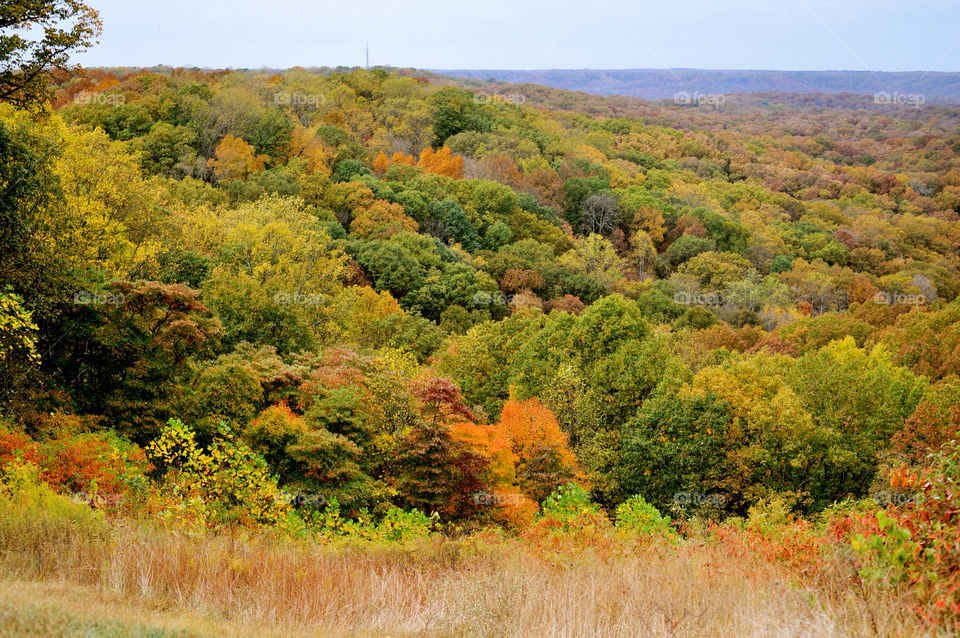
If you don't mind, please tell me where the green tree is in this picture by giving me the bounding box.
[0,0,101,108]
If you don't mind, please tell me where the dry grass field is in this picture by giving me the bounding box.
[0,515,925,638]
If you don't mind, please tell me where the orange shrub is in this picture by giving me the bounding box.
[0,430,149,502]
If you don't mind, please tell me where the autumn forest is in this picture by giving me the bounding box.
[1,2,959,636]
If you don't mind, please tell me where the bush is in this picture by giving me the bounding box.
[300,497,438,543]
[614,494,675,538]
[539,482,599,523]
[523,483,617,557]
[0,429,149,507]
[876,446,960,629]
[0,461,107,576]
[145,419,290,530]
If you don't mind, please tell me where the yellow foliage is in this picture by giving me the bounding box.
[417,146,464,178]
[325,286,403,347]
[207,134,267,181]
[288,126,333,175]
[350,200,418,239]
[55,125,165,276]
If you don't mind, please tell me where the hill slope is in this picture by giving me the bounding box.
[432,68,960,102]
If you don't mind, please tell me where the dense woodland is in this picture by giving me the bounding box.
[432,67,960,101]
[2,60,960,631]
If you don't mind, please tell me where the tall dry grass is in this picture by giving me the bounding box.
[0,516,927,638]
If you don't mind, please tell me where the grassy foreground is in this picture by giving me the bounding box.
[0,513,925,638]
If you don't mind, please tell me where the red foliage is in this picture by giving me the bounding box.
[412,375,475,424]
[711,519,828,583]
[0,432,42,466]
[0,431,149,500]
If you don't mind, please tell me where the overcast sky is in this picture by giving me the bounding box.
[73,0,960,71]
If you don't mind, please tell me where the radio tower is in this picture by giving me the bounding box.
[365,43,369,69]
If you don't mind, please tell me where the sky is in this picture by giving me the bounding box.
[72,0,960,72]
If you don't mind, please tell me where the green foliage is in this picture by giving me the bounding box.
[332,159,373,182]
[429,87,492,146]
[1,64,959,546]
[145,419,290,529]
[849,509,917,585]
[0,461,107,575]
[770,255,793,273]
[304,497,438,542]
[539,482,599,522]
[614,494,675,537]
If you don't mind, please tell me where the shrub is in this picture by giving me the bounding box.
[524,483,616,558]
[615,494,676,538]
[300,497,438,543]
[145,419,290,529]
[0,461,107,576]
[539,482,599,523]
[886,446,960,629]
[0,429,149,507]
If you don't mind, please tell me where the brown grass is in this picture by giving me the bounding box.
[0,519,927,638]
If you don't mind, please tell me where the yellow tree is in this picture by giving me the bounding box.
[207,134,267,182]
[417,146,463,178]
[202,196,349,352]
[288,126,333,175]
[372,150,390,175]
[55,125,165,276]
[350,200,419,239]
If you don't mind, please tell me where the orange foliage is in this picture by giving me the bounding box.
[207,134,267,181]
[0,431,149,500]
[289,126,333,175]
[0,431,42,466]
[545,294,586,315]
[448,399,578,527]
[710,518,828,583]
[482,156,524,190]
[490,488,539,528]
[349,200,418,239]
[450,421,517,485]
[417,146,464,178]
[500,269,544,293]
[523,166,565,210]
[372,150,390,175]
[390,151,416,166]
[497,398,577,471]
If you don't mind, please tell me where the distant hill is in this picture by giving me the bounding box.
[430,69,960,103]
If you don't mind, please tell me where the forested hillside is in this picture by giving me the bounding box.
[435,68,960,102]
[2,64,960,634]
